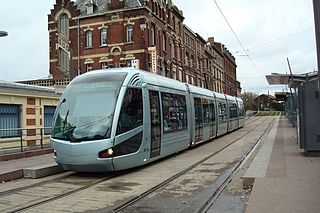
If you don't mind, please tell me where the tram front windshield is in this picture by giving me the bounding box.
[52,73,127,142]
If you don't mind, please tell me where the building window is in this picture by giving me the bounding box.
[126,25,133,43]
[177,45,180,61]
[86,64,93,72]
[185,53,189,66]
[162,32,166,51]
[44,106,56,135]
[170,41,175,58]
[151,24,156,46]
[58,48,69,72]
[101,62,108,69]
[179,69,183,82]
[172,66,177,80]
[0,104,21,138]
[100,28,107,46]
[59,14,69,38]
[86,31,93,48]
[186,74,189,84]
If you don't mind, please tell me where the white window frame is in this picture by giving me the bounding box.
[100,28,107,46]
[59,14,69,39]
[58,48,69,72]
[126,25,133,43]
[86,31,93,48]
[101,62,108,69]
[86,64,93,72]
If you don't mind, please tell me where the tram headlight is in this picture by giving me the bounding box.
[99,148,113,158]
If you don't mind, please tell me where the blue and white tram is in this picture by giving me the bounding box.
[50,68,244,172]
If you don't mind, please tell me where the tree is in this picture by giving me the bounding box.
[240,92,258,111]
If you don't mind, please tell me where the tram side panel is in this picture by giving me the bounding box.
[112,86,150,170]
[226,95,239,132]
[237,98,245,128]
[187,84,218,146]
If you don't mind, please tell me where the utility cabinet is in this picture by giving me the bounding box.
[298,81,320,156]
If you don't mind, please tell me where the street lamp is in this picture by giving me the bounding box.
[0,31,8,37]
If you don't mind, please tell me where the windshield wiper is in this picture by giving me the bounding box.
[75,114,114,129]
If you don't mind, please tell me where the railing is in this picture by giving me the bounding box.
[0,127,52,154]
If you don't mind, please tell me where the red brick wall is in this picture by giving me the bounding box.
[26,108,36,115]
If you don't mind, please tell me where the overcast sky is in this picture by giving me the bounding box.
[0,0,317,94]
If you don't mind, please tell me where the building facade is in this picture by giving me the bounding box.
[48,0,239,94]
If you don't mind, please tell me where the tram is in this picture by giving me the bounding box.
[50,68,245,172]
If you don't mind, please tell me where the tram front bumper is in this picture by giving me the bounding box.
[51,138,115,172]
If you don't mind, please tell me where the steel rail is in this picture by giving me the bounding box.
[7,173,119,213]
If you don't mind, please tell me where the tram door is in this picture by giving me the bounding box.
[194,98,203,143]
[149,91,161,158]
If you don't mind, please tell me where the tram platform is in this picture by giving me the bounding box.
[244,116,320,213]
[0,116,319,212]
[0,152,56,182]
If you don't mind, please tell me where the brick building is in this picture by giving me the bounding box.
[48,0,239,94]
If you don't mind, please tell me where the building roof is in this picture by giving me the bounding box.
[254,94,276,100]
[0,80,55,94]
[74,0,144,15]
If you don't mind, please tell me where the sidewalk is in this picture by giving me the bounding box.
[245,117,320,213]
[0,153,56,182]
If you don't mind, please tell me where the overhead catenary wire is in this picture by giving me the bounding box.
[213,0,262,75]
[234,27,313,54]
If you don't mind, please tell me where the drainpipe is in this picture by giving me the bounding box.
[77,18,80,76]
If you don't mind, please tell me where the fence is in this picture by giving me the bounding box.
[0,127,52,154]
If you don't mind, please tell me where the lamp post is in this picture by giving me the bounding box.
[0,31,8,37]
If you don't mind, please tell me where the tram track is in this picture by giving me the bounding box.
[0,172,76,197]
[4,173,119,213]
[0,116,271,213]
[111,116,275,212]
[197,117,276,213]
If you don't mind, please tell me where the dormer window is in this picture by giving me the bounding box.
[87,6,93,14]
[86,0,97,15]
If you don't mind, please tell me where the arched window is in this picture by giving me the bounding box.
[86,31,93,48]
[59,14,69,38]
[100,28,107,46]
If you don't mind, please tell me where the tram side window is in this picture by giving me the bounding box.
[239,103,245,117]
[194,98,203,127]
[161,92,187,133]
[209,101,216,124]
[116,88,143,135]
[229,102,238,119]
[202,99,210,126]
[218,102,227,122]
